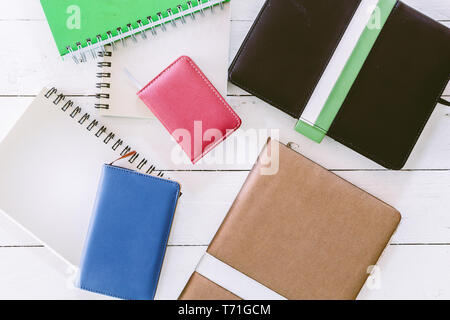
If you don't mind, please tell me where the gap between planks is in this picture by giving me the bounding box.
[0,93,448,97]
[1,244,449,249]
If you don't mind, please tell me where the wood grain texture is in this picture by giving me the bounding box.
[0,96,449,170]
[0,0,449,299]
[0,245,449,300]
[2,169,449,246]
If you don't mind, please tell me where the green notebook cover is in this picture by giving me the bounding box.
[40,0,229,58]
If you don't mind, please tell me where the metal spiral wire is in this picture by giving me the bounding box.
[66,0,227,64]
[43,87,164,178]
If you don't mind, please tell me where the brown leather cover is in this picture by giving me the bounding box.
[179,139,401,300]
[229,0,362,118]
[179,272,241,300]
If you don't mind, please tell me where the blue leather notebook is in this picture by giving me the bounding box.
[77,164,181,300]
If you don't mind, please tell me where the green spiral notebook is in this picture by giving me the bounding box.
[40,0,229,62]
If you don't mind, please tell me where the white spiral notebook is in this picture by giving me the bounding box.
[95,2,231,119]
[0,88,169,266]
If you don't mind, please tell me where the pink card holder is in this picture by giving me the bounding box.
[137,56,242,164]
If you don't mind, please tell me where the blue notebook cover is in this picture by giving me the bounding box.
[78,164,180,300]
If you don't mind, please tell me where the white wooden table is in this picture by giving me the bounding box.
[0,0,449,300]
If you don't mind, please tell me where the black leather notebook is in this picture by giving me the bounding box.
[230,0,363,118]
[229,0,450,169]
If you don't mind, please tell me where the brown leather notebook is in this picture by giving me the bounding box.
[179,139,401,300]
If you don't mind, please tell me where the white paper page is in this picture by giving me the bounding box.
[99,3,231,119]
[0,88,169,266]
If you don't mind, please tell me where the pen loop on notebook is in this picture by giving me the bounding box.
[62,0,227,63]
[123,68,144,91]
[287,142,300,153]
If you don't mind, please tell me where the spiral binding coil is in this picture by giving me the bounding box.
[67,0,227,64]
[95,48,113,109]
[44,87,165,178]
[94,0,226,109]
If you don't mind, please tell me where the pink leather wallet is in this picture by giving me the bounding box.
[137,56,242,164]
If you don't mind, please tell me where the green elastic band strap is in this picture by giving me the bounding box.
[295,0,398,143]
[296,120,326,143]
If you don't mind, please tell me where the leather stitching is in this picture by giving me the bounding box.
[139,56,241,163]
[184,58,241,163]
[106,164,180,190]
[79,164,180,300]
[79,284,131,300]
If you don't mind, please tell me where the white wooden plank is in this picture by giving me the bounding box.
[231,0,450,21]
[0,19,448,96]
[0,212,38,247]
[0,97,29,143]
[1,95,449,171]
[163,170,450,245]
[227,96,450,171]
[156,246,206,300]
[96,93,449,171]
[229,20,450,96]
[0,0,449,301]
[2,0,448,21]
[0,245,448,299]
[444,83,450,96]
[0,245,203,300]
[135,244,450,299]
[1,169,449,246]
[0,0,45,20]
[0,247,113,299]
[357,244,450,300]
[0,21,97,95]
[401,0,450,20]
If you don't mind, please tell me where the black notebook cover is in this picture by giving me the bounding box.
[229,0,450,169]
[229,0,362,118]
[327,1,450,169]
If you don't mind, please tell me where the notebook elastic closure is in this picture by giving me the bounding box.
[296,0,398,143]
